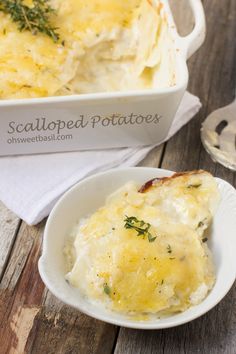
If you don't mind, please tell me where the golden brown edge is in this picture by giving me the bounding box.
[139,170,210,193]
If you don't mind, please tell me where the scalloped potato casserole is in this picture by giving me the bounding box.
[65,171,220,318]
[0,0,176,99]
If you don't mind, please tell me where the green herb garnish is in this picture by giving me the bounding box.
[197,218,208,229]
[198,221,204,228]
[0,0,59,42]
[103,283,111,296]
[124,216,157,243]
[187,184,202,189]
[202,237,208,243]
[167,244,172,254]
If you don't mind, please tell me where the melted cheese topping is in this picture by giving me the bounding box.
[0,0,176,99]
[65,172,219,317]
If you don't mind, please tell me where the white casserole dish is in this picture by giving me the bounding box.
[0,0,205,156]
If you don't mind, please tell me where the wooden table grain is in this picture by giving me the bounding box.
[0,1,236,353]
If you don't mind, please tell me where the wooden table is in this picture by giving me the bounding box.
[0,1,236,353]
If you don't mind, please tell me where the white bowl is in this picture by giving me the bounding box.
[38,167,236,329]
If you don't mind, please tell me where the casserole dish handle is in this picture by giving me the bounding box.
[181,0,206,59]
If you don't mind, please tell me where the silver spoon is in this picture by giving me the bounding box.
[201,91,236,171]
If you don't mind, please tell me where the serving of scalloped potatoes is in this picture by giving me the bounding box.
[0,0,176,99]
[64,171,220,318]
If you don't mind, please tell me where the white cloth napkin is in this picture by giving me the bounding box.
[0,92,201,225]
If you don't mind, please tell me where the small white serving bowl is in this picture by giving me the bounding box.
[38,167,236,329]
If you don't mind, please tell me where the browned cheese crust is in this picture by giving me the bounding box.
[138,170,211,193]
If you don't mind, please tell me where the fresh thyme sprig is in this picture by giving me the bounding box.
[124,216,157,243]
[0,0,59,42]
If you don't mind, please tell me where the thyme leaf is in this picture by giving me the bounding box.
[124,216,157,243]
[187,183,202,189]
[198,221,204,228]
[103,283,111,296]
[0,0,60,42]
